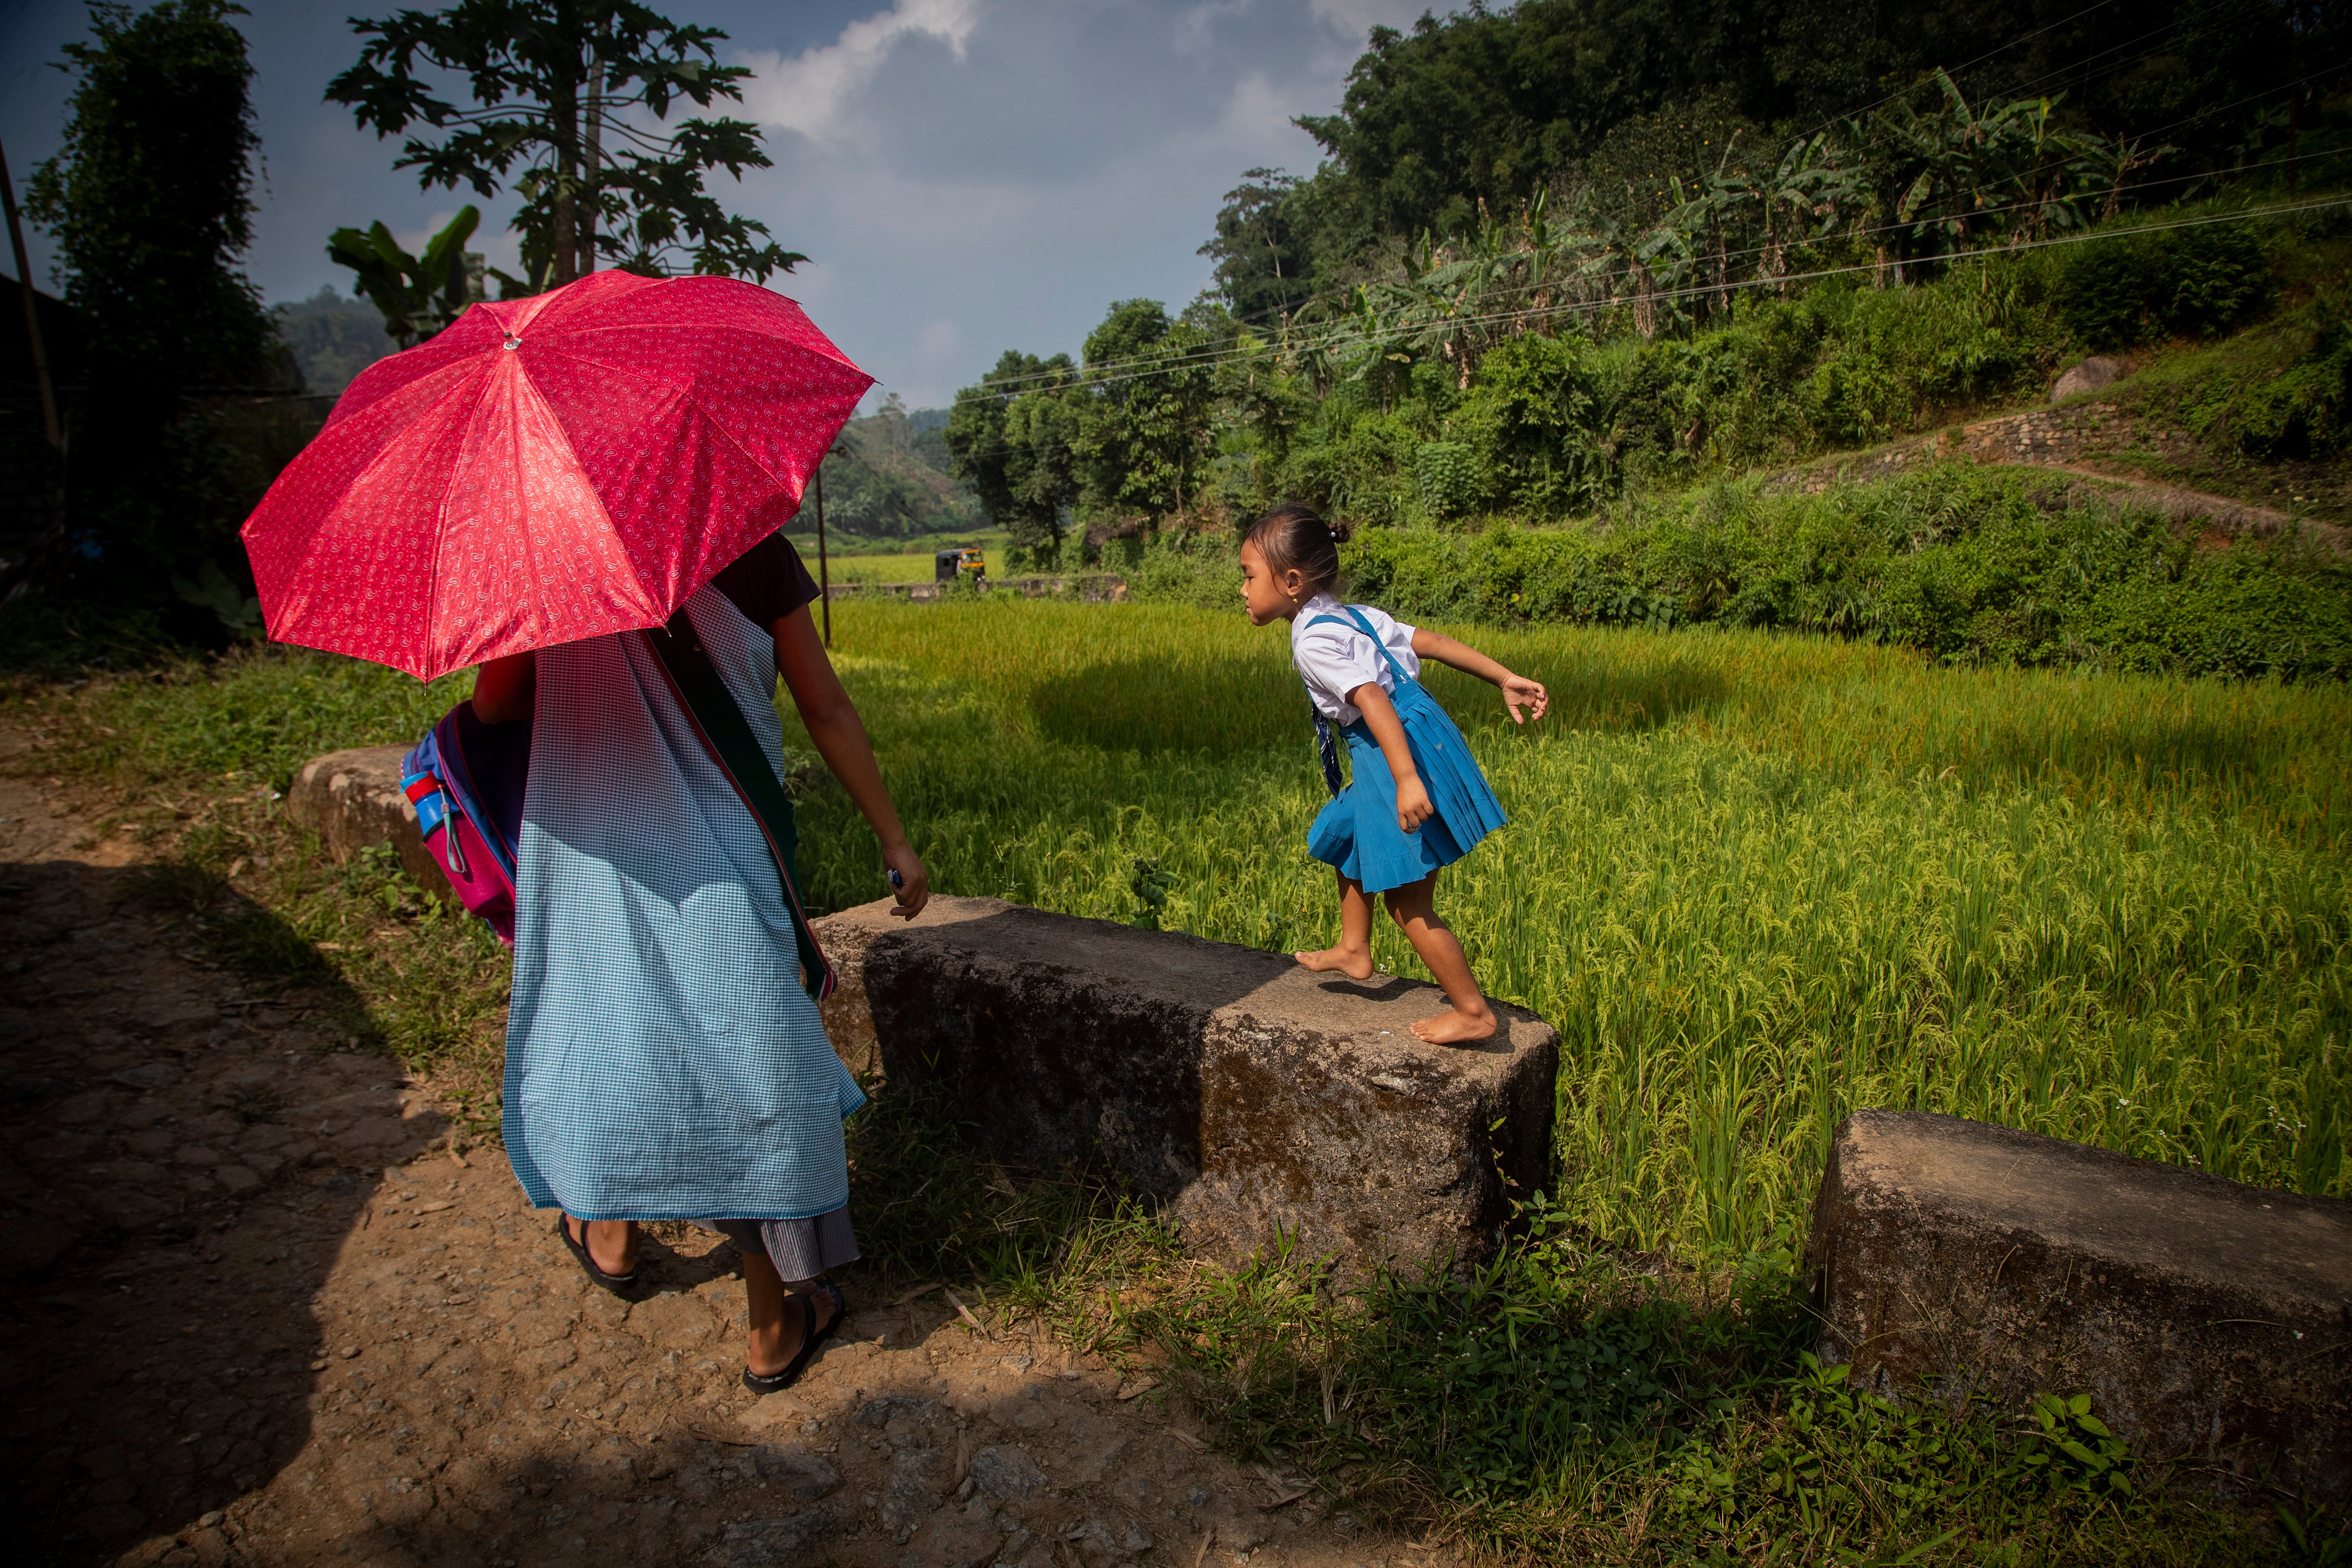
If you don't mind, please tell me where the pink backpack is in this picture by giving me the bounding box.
[400,704,529,943]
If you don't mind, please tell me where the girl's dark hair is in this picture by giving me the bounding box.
[1244,503,1352,597]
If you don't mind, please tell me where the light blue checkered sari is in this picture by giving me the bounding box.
[502,585,864,1222]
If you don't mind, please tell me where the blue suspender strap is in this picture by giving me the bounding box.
[1303,607,1412,797]
[1312,708,1343,797]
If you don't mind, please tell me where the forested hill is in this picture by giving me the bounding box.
[1204,0,2341,313]
[942,0,2349,577]
[795,394,982,540]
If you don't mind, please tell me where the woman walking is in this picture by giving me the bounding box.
[472,532,926,1393]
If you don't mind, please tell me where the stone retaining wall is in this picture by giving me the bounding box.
[820,573,1127,604]
[1810,1109,2352,1504]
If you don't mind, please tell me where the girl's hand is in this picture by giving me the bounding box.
[1395,774,1434,833]
[1501,673,1548,724]
[882,841,930,919]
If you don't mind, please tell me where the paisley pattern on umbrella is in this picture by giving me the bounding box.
[241,270,872,682]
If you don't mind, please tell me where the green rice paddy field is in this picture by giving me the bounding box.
[785,597,2351,1262]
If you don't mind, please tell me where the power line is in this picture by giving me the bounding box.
[1195,0,2285,351]
[922,191,2350,468]
[952,158,2337,408]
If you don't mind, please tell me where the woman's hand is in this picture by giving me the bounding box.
[1501,672,1548,724]
[1395,773,1434,833]
[775,606,931,921]
[882,841,930,919]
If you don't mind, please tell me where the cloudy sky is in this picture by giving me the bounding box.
[1,0,1426,408]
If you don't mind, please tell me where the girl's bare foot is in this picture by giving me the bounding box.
[1295,945,1375,980]
[1411,1004,1497,1044]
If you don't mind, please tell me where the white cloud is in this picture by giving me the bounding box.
[738,0,982,143]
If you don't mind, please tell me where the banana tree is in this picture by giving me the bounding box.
[326,204,483,348]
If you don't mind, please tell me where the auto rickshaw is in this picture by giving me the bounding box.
[933,545,987,584]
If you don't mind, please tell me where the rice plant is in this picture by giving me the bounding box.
[787,597,2352,1261]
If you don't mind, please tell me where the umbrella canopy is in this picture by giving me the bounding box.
[242,270,872,682]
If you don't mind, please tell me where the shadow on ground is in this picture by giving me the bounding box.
[0,860,443,1565]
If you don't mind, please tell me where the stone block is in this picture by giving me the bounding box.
[285,745,446,898]
[810,896,1557,1278]
[2050,355,2124,402]
[1809,1109,2352,1504]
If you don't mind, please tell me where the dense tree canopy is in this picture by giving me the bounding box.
[25,0,289,605]
[27,0,277,388]
[1206,0,2346,305]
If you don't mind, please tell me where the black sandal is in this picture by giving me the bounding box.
[557,1215,638,1294]
[741,1281,848,1395]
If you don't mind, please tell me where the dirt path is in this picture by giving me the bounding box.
[0,738,1441,1568]
[1767,402,2351,555]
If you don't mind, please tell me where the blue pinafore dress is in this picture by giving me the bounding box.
[1302,604,1508,893]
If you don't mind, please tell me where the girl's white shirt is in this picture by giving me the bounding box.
[1291,593,1420,726]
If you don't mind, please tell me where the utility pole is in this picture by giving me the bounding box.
[814,457,833,648]
[0,135,62,453]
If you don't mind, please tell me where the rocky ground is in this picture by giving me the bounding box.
[0,741,1451,1568]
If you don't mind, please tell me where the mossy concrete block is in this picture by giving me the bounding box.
[286,744,444,895]
[1809,1109,2352,1503]
[812,895,1558,1279]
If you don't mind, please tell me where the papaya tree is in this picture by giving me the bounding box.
[328,1,803,288]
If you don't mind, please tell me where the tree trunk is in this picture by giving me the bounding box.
[579,47,603,278]
[549,8,581,288]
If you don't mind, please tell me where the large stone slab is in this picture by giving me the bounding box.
[1809,1109,2352,1503]
[812,895,1557,1279]
[285,744,446,897]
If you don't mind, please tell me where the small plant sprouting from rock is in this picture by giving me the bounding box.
[1128,858,1177,931]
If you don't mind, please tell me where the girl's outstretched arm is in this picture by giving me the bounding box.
[1409,629,1548,724]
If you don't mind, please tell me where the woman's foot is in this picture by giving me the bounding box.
[747,1286,842,1380]
[1295,945,1375,980]
[561,1214,638,1280]
[1410,1003,1497,1045]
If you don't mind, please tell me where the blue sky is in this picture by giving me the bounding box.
[1,0,1424,408]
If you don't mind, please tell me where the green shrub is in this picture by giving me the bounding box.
[2058,219,2275,349]
[2231,281,2352,461]
[1333,466,2352,680]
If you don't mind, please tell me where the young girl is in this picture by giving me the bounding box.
[1240,503,1547,1044]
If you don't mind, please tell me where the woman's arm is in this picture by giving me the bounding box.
[1408,628,1548,724]
[472,651,536,723]
[771,606,930,919]
[1349,682,1434,833]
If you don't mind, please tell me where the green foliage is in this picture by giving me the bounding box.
[326,205,482,349]
[2225,281,2352,462]
[328,0,802,287]
[1078,300,1223,522]
[23,0,277,385]
[2058,219,2276,349]
[22,0,291,602]
[1332,466,2352,681]
[1198,167,1313,325]
[1246,0,2333,297]
[945,351,1082,556]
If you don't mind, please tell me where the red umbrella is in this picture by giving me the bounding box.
[242,270,872,682]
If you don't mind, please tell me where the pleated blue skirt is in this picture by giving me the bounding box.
[1307,681,1507,894]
